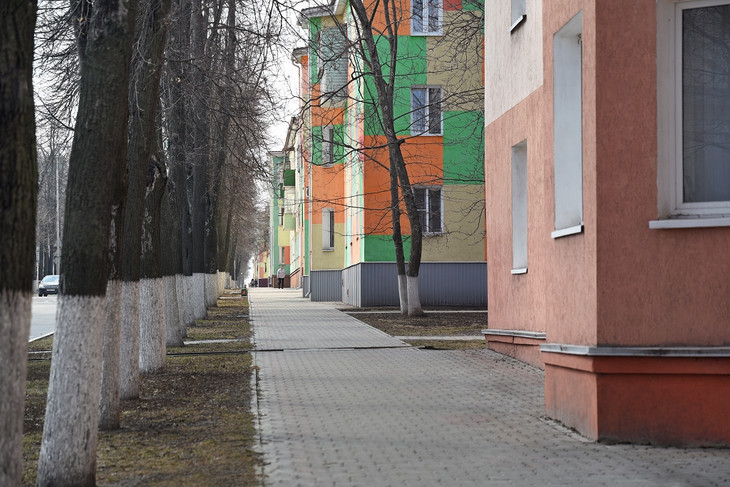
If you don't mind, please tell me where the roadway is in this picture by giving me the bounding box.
[30,295,57,341]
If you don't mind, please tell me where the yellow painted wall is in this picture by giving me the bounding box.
[311,222,346,270]
[422,184,486,261]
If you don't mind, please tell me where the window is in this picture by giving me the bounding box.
[414,186,442,234]
[654,0,730,227]
[411,86,442,135]
[322,208,335,250]
[322,126,334,167]
[318,27,348,102]
[552,12,583,239]
[511,0,527,33]
[512,141,528,274]
[412,0,442,35]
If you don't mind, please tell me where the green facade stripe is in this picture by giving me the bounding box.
[363,234,413,262]
[363,35,428,137]
[312,124,345,165]
[442,110,485,184]
[462,0,484,11]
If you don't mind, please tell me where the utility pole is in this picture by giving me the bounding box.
[53,143,62,274]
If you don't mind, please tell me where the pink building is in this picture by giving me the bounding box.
[483,0,730,446]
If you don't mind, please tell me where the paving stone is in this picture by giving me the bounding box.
[249,288,730,486]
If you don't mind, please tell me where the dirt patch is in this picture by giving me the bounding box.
[22,292,261,487]
[347,310,488,348]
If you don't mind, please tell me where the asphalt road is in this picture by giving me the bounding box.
[30,294,57,340]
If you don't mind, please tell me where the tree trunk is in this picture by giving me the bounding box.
[119,0,171,394]
[350,0,424,315]
[119,281,140,399]
[139,156,167,373]
[37,1,137,482]
[190,0,209,319]
[390,158,408,314]
[0,1,37,482]
[99,278,122,429]
[99,108,128,429]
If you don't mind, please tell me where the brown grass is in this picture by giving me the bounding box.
[22,292,261,487]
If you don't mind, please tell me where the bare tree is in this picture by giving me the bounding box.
[36,0,138,483]
[0,1,38,484]
[119,0,172,400]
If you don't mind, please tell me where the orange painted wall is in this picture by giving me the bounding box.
[311,164,345,224]
[362,134,444,235]
[364,0,411,36]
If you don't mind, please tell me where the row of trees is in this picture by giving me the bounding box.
[1,0,279,484]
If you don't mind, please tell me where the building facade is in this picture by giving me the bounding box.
[483,0,730,446]
[291,0,487,306]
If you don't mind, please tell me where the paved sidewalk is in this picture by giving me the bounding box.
[249,288,730,486]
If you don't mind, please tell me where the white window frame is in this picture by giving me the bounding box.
[411,86,443,136]
[552,12,583,239]
[512,140,528,274]
[413,186,443,235]
[411,0,442,36]
[652,0,730,229]
[322,208,335,250]
[322,125,334,167]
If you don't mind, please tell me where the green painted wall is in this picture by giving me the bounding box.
[363,35,428,137]
[363,234,412,262]
[443,110,485,184]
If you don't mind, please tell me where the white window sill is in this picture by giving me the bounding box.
[410,132,443,137]
[551,224,583,239]
[410,31,443,37]
[510,14,526,34]
[511,267,527,275]
[322,248,335,252]
[649,217,730,229]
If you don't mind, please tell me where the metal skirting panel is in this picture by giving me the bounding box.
[301,275,310,298]
[340,262,487,308]
[310,270,342,301]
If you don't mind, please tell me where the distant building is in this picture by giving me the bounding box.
[483,0,730,446]
[288,0,487,306]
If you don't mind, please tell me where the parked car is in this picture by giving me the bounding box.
[38,275,60,296]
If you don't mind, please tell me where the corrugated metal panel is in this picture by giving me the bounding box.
[418,262,488,307]
[311,263,487,307]
[341,265,362,307]
[310,270,342,301]
[301,275,310,298]
[360,263,401,307]
[336,262,487,308]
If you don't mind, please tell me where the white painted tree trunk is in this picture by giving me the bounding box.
[193,272,206,319]
[184,274,196,325]
[0,290,31,485]
[397,274,408,315]
[139,277,166,373]
[176,274,191,335]
[98,280,122,430]
[164,274,184,346]
[119,280,140,399]
[205,272,218,307]
[407,275,423,316]
[37,295,106,485]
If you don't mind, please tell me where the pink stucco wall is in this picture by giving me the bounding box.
[487,0,730,349]
[593,1,730,347]
[485,0,730,445]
